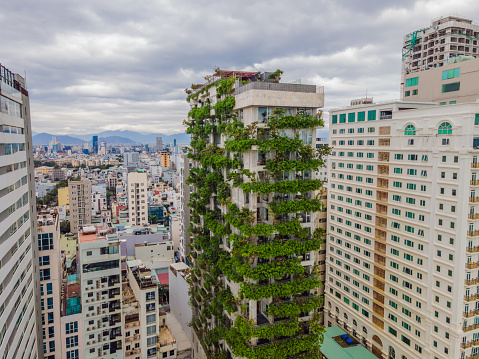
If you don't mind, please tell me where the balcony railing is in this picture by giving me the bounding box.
[465,278,479,285]
[235,81,324,95]
[467,246,479,253]
[464,310,479,318]
[468,230,479,237]
[470,214,479,219]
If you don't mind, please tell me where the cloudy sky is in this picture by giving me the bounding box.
[1,0,477,135]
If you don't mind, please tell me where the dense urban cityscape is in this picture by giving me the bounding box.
[2,10,479,359]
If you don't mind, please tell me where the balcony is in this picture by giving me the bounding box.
[472,162,479,168]
[470,197,479,203]
[378,139,390,146]
[376,191,388,202]
[375,216,387,228]
[466,262,479,269]
[126,349,141,357]
[379,126,391,135]
[373,303,384,317]
[463,323,479,332]
[465,278,479,286]
[471,180,479,185]
[235,81,323,95]
[374,242,386,254]
[372,315,384,330]
[467,246,479,253]
[464,310,479,318]
[377,178,389,189]
[375,229,386,241]
[373,291,384,304]
[470,214,479,219]
[469,231,479,237]
[374,266,385,279]
[377,165,389,175]
[465,294,479,302]
[378,152,390,162]
[373,278,385,292]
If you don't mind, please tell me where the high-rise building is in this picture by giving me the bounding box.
[327,100,479,359]
[178,154,190,263]
[0,63,41,358]
[402,56,479,104]
[128,171,148,226]
[69,179,92,234]
[401,16,479,83]
[186,71,327,358]
[156,137,163,150]
[92,135,99,154]
[78,225,122,358]
[37,209,63,358]
[159,151,170,168]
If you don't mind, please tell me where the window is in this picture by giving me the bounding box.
[348,113,355,122]
[147,314,156,323]
[40,269,51,281]
[65,322,78,334]
[367,110,376,121]
[438,122,452,135]
[442,68,460,80]
[404,124,416,135]
[358,111,365,122]
[442,82,460,93]
[66,336,78,348]
[332,115,337,124]
[39,256,50,266]
[405,77,418,87]
[339,114,346,123]
[66,350,79,359]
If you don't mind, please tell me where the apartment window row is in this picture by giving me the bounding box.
[332,110,377,124]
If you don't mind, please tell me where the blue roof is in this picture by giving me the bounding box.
[320,327,377,359]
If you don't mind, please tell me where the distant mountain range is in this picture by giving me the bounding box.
[32,130,190,146]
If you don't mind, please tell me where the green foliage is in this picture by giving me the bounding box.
[239,277,322,300]
[241,179,323,194]
[216,77,236,96]
[269,198,323,215]
[268,69,283,83]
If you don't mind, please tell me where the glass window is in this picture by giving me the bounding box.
[404,125,416,135]
[367,110,376,121]
[357,111,365,122]
[405,77,418,87]
[442,82,460,93]
[438,122,452,135]
[442,68,460,80]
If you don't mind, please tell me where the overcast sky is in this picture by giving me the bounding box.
[1,0,477,135]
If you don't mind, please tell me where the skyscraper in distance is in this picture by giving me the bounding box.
[92,135,99,154]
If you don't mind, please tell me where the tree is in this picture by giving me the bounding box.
[60,220,70,234]
[268,69,283,83]
[149,215,158,224]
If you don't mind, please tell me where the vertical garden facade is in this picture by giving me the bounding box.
[186,72,328,359]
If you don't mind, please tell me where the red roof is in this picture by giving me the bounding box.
[156,272,169,285]
[215,70,258,79]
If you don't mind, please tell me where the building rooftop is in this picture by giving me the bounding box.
[127,259,157,289]
[78,224,115,243]
[320,327,377,359]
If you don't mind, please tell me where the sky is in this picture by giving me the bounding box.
[1,0,478,135]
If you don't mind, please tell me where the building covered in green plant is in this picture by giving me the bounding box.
[185,69,329,359]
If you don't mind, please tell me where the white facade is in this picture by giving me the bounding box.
[78,226,123,359]
[327,101,479,359]
[0,66,40,358]
[69,179,92,234]
[128,172,148,226]
[37,211,63,358]
[178,154,190,263]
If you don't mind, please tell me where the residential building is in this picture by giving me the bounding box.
[402,56,479,104]
[178,154,190,263]
[156,137,163,150]
[186,71,326,358]
[58,186,70,208]
[327,100,479,359]
[60,271,83,359]
[78,225,122,358]
[37,210,63,358]
[124,260,161,358]
[402,16,479,82]
[128,171,148,226]
[69,179,92,234]
[169,262,193,345]
[159,151,170,168]
[52,167,66,181]
[0,63,41,358]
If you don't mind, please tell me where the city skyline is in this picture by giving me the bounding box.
[1,0,477,135]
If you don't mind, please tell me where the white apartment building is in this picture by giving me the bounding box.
[78,225,123,358]
[125,260,161,358]
[69,179,92,234]
[37,210,62,358]
[326,100,479,359]
[0,63,41,358]
[402,16,479,81]
[178,154,190,263]
[128,171,148,226]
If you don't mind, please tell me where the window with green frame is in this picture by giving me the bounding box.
[442,68,460,80]
[357,111,365,121]
[348,113,355,122]
[475,114,479,126]
[404,124,416,135]
[412,89,418,95]
[367,110,376,121]
[438,122,452,135]
[405,77,418,87]
[339,114,346,123]
[442,82,460,93]
[332,114,337,124]
[404,90,410,97]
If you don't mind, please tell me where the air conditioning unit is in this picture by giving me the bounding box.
[87,341,91,345]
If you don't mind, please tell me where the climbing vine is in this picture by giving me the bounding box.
[185,70,327,358]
